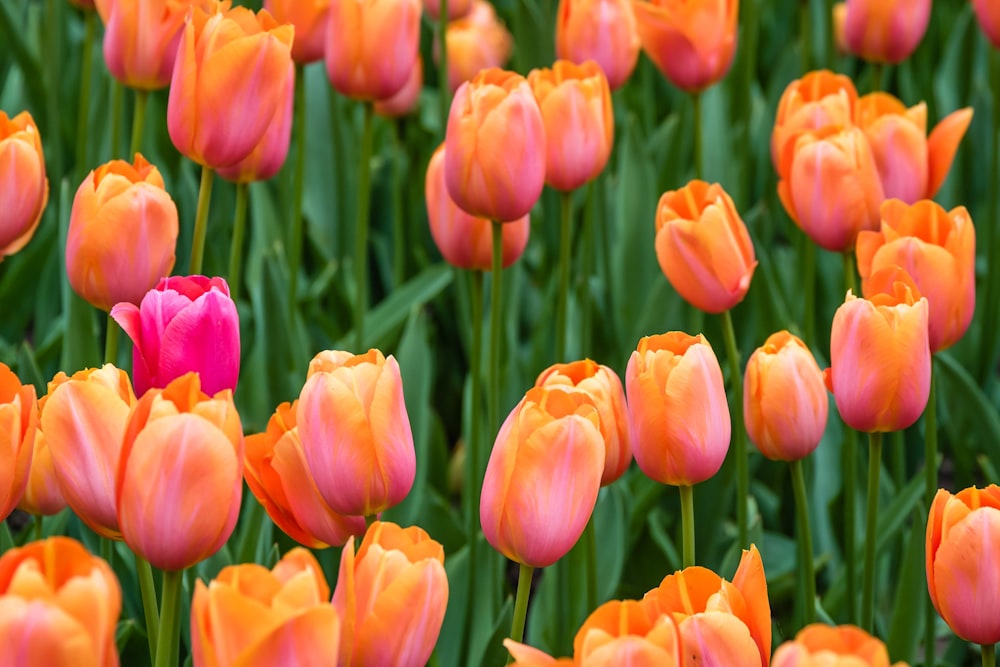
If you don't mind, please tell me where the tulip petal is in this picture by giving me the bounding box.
[926,108,973,199]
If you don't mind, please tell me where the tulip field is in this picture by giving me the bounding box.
[4,0,1000,664]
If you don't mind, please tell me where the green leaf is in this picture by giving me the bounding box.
[886,509,928,664]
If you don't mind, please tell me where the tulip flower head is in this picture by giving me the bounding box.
[771,70,858,173]
[374,55,424,118]
[772,623,905,667]
[439,0,513,94]
[0,111,48,260]
[0,363,36,522]
[834,0,930,64]
[974,0,1000,49]
[555,0,640,91]
[264,0,331,64]
[17,404,68,517]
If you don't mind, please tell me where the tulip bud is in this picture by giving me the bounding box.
[0,111,48,260]
[374,55,424,119]
[0,363,36,522]
[555,0,639,91]
[836,0,930,64]
[264,0,330,64]
[771,69,858,173]
[974,0,1000,49]
[773,624,902,667]
[439,0,513,94]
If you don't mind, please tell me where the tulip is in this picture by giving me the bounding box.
[771,70,858,174]
[974,0,1000,49]
[17,384,67,516]
[926,485,1000,646]
[264,0,330,64]
[480,386,604,568]
[0,363,36,522]
[440,0,513,94]
[333,521,449,667]
[528,60,614,192]
[0,537,121,667]
[772,624,905,667]
[297,349,416,517]
[624,332,730,486]
[743,331,828,462]
[424,0,471,21]
[167,4,294,169]
[535,359,632,485]
[66,154,179,311]
[244,401,366,548]
[374,55,424,118]
[426,144,529,270]
[505,642,574,666]
[835,0,930,64]
[0,111,48,259]
[111,275,240,398]
[555,0,639,91]
[445,68,546,222]
[632,0,739,93]
[777,125,885,253]
[191,548,341,666]
[116,373,243,571]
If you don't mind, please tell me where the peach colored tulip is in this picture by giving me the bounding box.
[333,521,449,667]
[771,70,858,174]
[777,125,884,252]
[17,393,68,516]
[535,359,632,485]
[426,144,529,270]
[424,0,471,21]
[0,537,121,667]
[245,401,366,549]
[445,68,546,222]
[325,0,421,101]
[480,386,605,567]
[743,331,829,462]
[772,623,906,667]
[40,365,135,539]
[624,332,730,486]
[854,93,973,204]
[654,180,756,313]
[0,364,36,522]
[836,0,930,64]
[926,485,1000,645]
[191,548,340,666]
[116,373,243,571]
[642,545,771,667]
[632,0,738,93]
[825,277,930,433]
[264,0,330,63]
[66,154,178,311]
[440,0,513,94]
[167,4,294,169]
[374,55,424,118]
[528,60,613,192]
[0,111,48,259]
[297,349,415,517]
[555,0,639,91]
[857,199,975,352]
[974,0,1000,49]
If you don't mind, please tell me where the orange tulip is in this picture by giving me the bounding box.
[632,0,738,93]
[17,385,67,516]
[66,154,178,311]
[445,68,546,222]
[440,0,513,94]
[654,180,756,313]
[573,599,682,665]
[555,0,639,91]
[771,70,858,174]
[624,332,730,486]
[743,331,829,462]
[528,60,613,192]
[0,111,48,259]
[264,0,330,64]
[835,0,930,64]
[191,548,341,666]
[974,0,1000,49]
[244,401,366,549]
[926,485,1000,645]
[297,349,416,517]
[856,199,975,353]
[0,537,121,667]
[40,365,136,539]
[374,55,424,118]
[505,641,574,666]
[167,4,294,169]
[641,545,771,667]
[0,363,36,522]
[772,624,905,667]
[480,386,605,568]
[333,521,449,667]
[115,373,243,571]
[426,143,530,270]
[535,359,632,485]
[424,0,471,21]
[325,0,421,101]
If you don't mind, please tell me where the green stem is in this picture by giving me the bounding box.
[354,103,375,352]
[983,644,996,667]
[891,429,905,492]
[842,252,859,295]
[104,313,119,365]
[100,536,112,568]
[861,431,883,632]
[872,63,885,93]
[364,514,377,529]
[580,182,595,354]
[799,0,811,71]
[555,191,572,361]
[925,364,938,667]
[437,0,450,139]
[980,49,1000,385]
[679,485,695,568]
[32,515,42,541]
[75,9,95,181]
[189,167,215,275]
[129,90,148,157]
[790,458,816,624]
[288,64,306,317]
[842,250,858,624]
[110,80,123,159]
[488,221,503,436]
[391,120,406,286]
[135,556,159,665]
[584,514,598,613]
[693,93,703,181]
[228,183,249,298]
[154,569,182,667]
[720,309,747,548]
[801,236,816,345]
[508,564,535,659]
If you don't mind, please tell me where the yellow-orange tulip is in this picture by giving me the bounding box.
[17,386,67,516]
[835,0,930,64]
[374,55,424,118]
[555,0,639,91]
[333,522,449,667]
[264,0,330,64]
[632,0,738,93]
[0,537,121,667]
[440,0,513,94]
[116,373,243,571]
[974,0,1000,49]
[771,70,858,174]
[0,363,36,522]
[191,548,340,666]
[0,111,48,259]
[528,60,613,192]
[574,600,681,665]
[772,624,906,667]
[245,401,366,549]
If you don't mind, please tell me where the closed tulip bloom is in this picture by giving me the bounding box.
[191,548,340,666]
[440,0,513,94]
[744,331,828,462]
[168,4,294,169]
[528,60,613,192]
[245,401,366,549]
[374,55,424,118]
[333,522,449,667]
[926,485,1000,645]
[116,373,243,571]
[556,0,639,91]
[771,70,858,173]
[17,397,68,516]
[424,0,471,22]
[264,0,330,63]
[111,275,240,398]
[297,349,416,517]
[445,68,546,222]
[625,332,730,486]
[772,624,905,667]
[836,0,930,64]
[573,600,682,665]
[632,0,738,93]
[0,111,48,259]
[66,154,179,311]
[426,144,529,270]
[0,537,121,667]
[0,364,36,522]
[974,0,1000,49]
